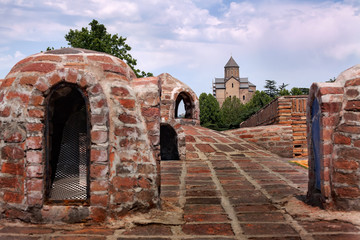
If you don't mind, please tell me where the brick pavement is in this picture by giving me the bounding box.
[0,125,359,239]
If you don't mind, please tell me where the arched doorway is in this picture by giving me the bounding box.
[175,92,193,119]
[45,83,90,202]
[160,124,179,160]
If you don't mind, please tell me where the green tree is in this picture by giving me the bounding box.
[279,88,290,96]
[64,19,153,78]
[241,90,273,121]
[327,77,336,83]
[220,96,244,129]
[290,87,309,95]
[299,88,309,95]
[199,93,221,129]
[264,80,278,98]
[278,83,289,96]
[278,83,289,91]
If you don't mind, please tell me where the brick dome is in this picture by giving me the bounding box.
[0,48,161,223]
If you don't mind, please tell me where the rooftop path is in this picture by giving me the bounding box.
[0,125,359,239]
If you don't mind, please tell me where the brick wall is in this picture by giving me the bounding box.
[158,73,200,160]
[0,48,161,223]
[240,95,308,158]
[226,125,293,158]
[307,64,360,211]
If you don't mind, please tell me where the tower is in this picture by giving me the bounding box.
[213,56,256,106]
[224,56,239,79]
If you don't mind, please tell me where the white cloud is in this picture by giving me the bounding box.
[1,0,360,92]
[0,50,26,78]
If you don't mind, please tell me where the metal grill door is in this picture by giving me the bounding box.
[49,110,88,200]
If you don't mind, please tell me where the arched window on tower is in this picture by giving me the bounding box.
[45,83,90,202]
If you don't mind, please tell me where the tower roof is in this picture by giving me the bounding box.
[225,56,239,68]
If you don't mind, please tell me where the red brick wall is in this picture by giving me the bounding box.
[227,125,293,158]
[0,49,161,223]
[240,95,308,158]
[307,64,360,211]
[158,73,200,160]
[159,73,199,126]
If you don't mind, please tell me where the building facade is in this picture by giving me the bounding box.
[213,56,256,106]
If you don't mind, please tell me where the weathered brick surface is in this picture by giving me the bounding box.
[0,124,357,238]
[240,95,308,158]
[196,144,216,153]
[241,223,297,235]
[227,125,293,158]
[182,223,234,236]
[0,48,161,223]
[123,225,172,235]
[307,65,360,211]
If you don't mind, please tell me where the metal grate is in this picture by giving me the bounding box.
[49,110,88,201]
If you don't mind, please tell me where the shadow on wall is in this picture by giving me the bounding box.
[160,124,180,160]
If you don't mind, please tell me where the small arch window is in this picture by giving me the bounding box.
[45,83,90,203]
[232,83,234,88]
[175,92,194,119]
[243,95,245,100]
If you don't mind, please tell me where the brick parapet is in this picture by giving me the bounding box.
[240,95,308,158]
[307,64,360,211]
[226,125,293,158]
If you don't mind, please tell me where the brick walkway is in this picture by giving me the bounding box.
[0,125,359,239]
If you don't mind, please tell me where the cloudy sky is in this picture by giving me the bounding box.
[1,0,360,95]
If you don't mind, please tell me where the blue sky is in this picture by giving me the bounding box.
[1,0,360,96]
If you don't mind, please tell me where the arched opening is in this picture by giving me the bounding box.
[45,83,90,202]
[177,99,186,118]
[175,92,193,119]
[160,124,179,160]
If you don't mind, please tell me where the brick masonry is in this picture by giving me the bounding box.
[158,73,200,160]
[0,48,188,223]
[307,64,360,211]
[226,125,294,158]
[0,125,357,238]
[240,95,308,158]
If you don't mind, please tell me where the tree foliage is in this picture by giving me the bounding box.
[240,90,273,121]
[327,77,336,83]
[199,91,272,130]
[264,80,278,98]
[264,80,309,98]
[199,93,221,129]
[220,96,244,128]
[290,87,303,95]
[64,19,153,78]
[290,87,309,95]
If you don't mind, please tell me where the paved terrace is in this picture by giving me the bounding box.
[0,126,359,239]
